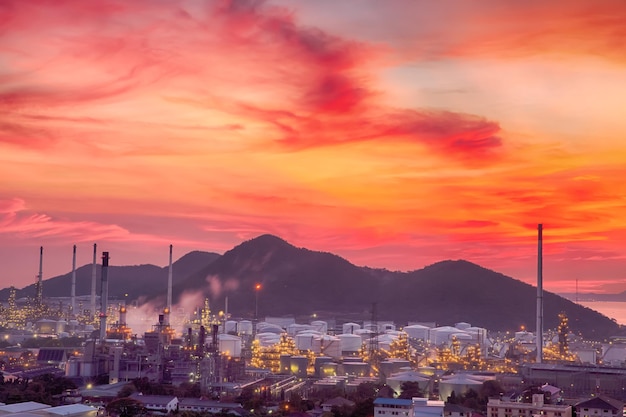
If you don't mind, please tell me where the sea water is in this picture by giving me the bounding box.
[578,301,626,325]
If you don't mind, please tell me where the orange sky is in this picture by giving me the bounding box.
[1,0,626,294]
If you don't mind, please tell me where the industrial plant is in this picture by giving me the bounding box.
[0,226,625,417]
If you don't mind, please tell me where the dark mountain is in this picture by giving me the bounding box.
[3,235,620,340]
[0,250,221,302]
[168,235,620,340]
[172,234,381,316]
[379,260,616,339]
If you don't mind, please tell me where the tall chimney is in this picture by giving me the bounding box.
[71,245,77,315]
[536,224,544,363]
[167,244,173,324]
[91,243,97,317]
[37,246,43,305]
[99,251,110,342]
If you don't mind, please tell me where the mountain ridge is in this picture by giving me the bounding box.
[2,235,621,340]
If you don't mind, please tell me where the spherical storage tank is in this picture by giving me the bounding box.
[218,334,242,357]
[338,334,362,353]
[342,322,360,334]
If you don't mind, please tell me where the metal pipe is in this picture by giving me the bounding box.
[167,244,173,324]
[99,251,110,342]
[37,246,43,305]
[71,245,76,315]
[91,243,97,317]
[536,224,543,364]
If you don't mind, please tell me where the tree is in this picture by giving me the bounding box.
[398,381,423,399]
[106,397,147,417]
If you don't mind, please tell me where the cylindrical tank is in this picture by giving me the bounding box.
[35,319,56,334]
[311,321,328,334]
[455,322,471,330]
[338,334,362,353]
[295,332,320,351]
[466,327,488,345]
[382,323,396,332]
[290,356,308,378]
[256,332,281,347]
[404,324,431,341]
[65,358,80,377]
[354,328,374,343]
[319,335,341,358]
[342,322,361,334]
[430,326,461,345]
[256,322,284,334]
[225,320,238,334]
[238,320,253,335]
[218,334,242,357]
[288,323,314,336]
[364,323,378,332]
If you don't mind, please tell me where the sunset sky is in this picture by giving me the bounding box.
[2,0,626,294]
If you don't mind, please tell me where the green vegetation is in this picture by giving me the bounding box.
[0,374,76,405]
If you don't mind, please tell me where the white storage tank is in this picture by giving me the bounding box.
[257,322,284,334]
[225,320,238,334]
[311,320,328,334]
[256,332,281,347]
[338,334,362,353]
[342,322,361,334]
[455,322,471,330]
[465,327,488,345]
[35,319,56,334]
[430,326,461,345]
[354,328,374,343]
[404,324,431,341]
[295,332,319,351]
[238,320,253,335]
[319,335,341,358]
[288,323,315,336]
[218,334,242,357]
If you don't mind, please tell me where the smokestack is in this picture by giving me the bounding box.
[91,243,97,317]
[167,244,173,325]
[37,246,43,305]
[99,251,110,342]
[536,224,544,363]
[71,245,77,315]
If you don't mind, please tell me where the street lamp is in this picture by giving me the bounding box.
[255,283,261,321]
